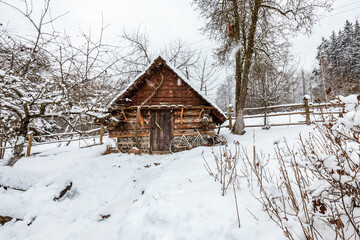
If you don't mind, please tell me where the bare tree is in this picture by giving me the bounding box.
[215,75,235,112]
[0,0,122,165]
[118,27,154,80]
[193,55,217,95]
[192,0,333,134]
[160,38,199,78]
[119,27,200,80]
[248,54,297,108]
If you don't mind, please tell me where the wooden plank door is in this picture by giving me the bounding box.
[150,111,173,152]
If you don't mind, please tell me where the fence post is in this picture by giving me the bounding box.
[26,132,34,157]
[264,104,267,127]
[228,104,233,130]
[100,126,104,145]
[0,140,5,159]
[304,96,310,125]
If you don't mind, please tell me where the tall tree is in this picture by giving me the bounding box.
[192,0,333,134]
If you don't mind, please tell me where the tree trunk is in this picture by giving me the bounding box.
[8,118,29,166]
[233,50,245,133]
[232,0,262,134]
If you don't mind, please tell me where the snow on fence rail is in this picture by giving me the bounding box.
[225,97,345,129]
[0,126,106,159]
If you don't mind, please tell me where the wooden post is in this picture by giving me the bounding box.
[229,104,233,130]
[304,96,310,125]
[264,104,267,127]
[26,132,34,157]
[100,126,104,145]
[0,140,5,159]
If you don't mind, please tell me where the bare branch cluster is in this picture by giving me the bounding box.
[240,98,360,239]
[0,0,124,164]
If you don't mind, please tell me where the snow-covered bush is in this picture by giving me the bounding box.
[244,94,360,239]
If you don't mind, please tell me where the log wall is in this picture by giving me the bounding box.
[108,107,216,153]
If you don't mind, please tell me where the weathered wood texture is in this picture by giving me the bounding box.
[129,68,206,106]
[109,109,215,138]
[150,111,173,152]
[108,57,225,153]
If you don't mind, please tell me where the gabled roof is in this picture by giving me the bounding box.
[110,56,226,123]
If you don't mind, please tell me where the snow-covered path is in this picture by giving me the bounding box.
[0,125,314,240]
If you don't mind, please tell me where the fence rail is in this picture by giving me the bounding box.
[225,98,345,130]
[0,126,106,159]
[0,98,346,158]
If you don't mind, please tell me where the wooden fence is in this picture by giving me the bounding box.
[0,126,106,159]
[0,98,346,158]
[226,97,345,129]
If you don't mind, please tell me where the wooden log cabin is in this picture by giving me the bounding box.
[108,56,226,153]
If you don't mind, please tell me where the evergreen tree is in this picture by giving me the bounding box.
[317,20,360,97]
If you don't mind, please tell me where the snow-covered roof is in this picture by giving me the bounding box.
[110,56,226,123]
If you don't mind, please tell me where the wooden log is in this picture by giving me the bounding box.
[123,110,151,117]
[174,122,216,130]
[109,132,150,138]
[173,109,212,116]
[173,130,215,136]
[112,106,215,111]
[132,100,204,106]
[120,117,151,126]
[135,90,198,98]
[174,116,207,124]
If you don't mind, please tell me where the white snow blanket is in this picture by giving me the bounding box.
[0,125,316,240]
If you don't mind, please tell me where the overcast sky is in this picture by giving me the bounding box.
[1,0,360,72]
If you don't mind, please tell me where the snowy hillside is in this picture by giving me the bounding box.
[0,126,315,240]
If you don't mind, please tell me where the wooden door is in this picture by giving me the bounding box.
[150,111,173,152]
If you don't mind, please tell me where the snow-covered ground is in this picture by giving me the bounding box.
[0,125,315,240]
